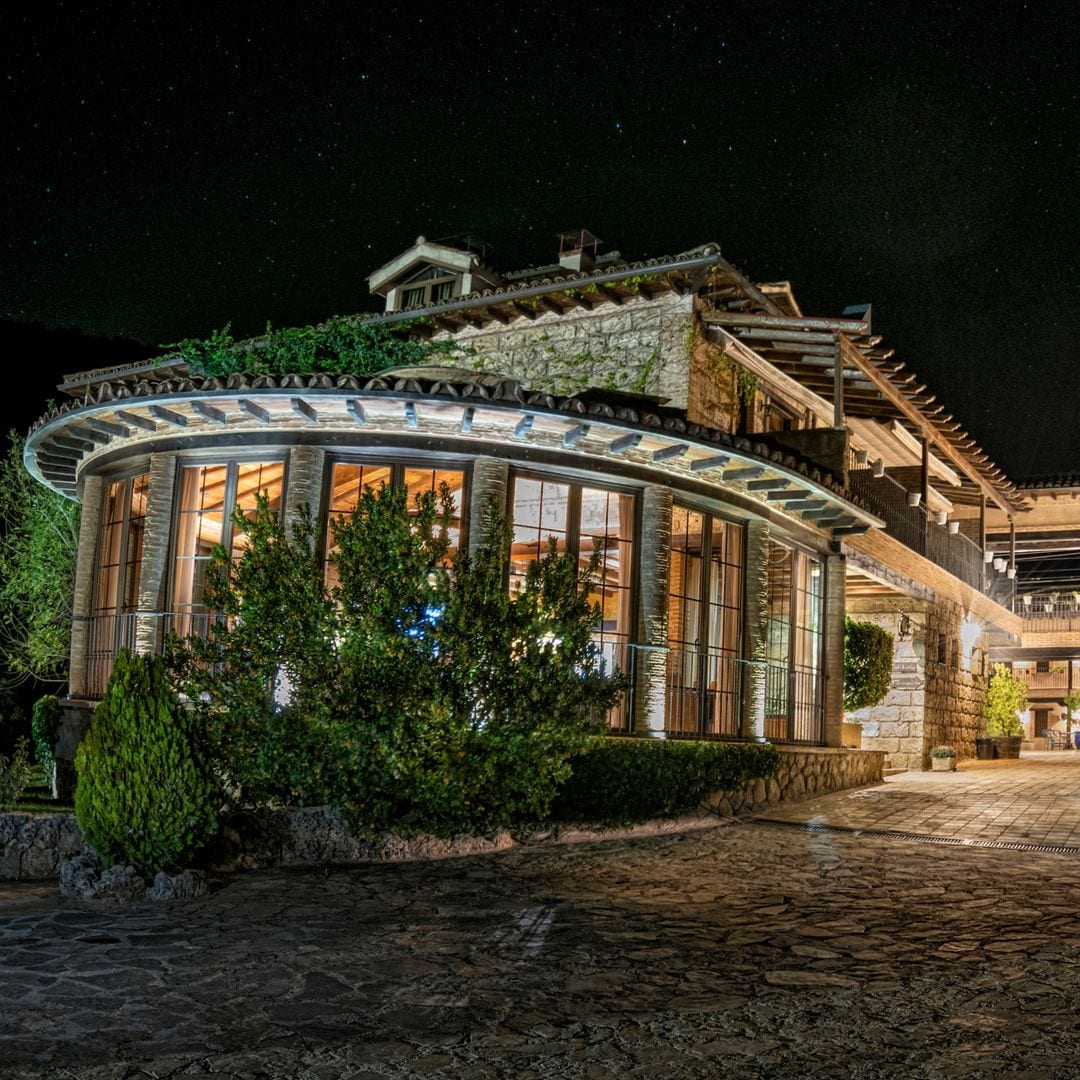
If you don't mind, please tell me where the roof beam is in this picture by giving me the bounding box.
[837,335,1013,514]
[702,310,869,335]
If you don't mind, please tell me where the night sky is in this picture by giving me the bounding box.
[2,2,1077,478]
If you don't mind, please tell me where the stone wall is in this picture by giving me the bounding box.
[437,292,695,408]
[0,747,885,880]
[708,748,886,817]
[0,812,88,880]
[847,597,987,769]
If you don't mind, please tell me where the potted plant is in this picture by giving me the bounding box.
[983,663,1027,759]
[1064,689,1080,749]
[930,746,957,772]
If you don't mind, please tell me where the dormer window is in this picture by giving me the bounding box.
[399,265,460,309]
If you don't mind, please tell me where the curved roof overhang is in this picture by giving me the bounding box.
[26,373,883,545]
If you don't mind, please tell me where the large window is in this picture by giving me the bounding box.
[764,540,823,742]
[324,461,466,584]
[88,473,149,695]
[170,460,285,635]
[509,476,635,703]
[666,506,744,737]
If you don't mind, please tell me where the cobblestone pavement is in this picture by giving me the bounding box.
[758,750,1080,847]
[5,813,1080,1079]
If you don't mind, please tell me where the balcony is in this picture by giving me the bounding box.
[847,467,1014,606]
[1014,595,1080,635]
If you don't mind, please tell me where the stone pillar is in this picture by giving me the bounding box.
[822,553,847,748]
[741,519,770,741]
[134,454,179,657]
[283,446,326,546]
[467,457,509,555]
[633,485,673,736]
[68,474,104,701]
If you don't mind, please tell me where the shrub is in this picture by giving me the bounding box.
[843,618,894,712]
[930,745,957,758]
[75,651,218,876]
[551,738,781,826]
[169,490,622,836]
[983,663,1027,737]
[31,694,61,772]
[0,737,32,810]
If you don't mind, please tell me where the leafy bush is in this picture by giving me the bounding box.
[31,694,61,772]
[75,651,218,875]
[983,663,1027,737]
[0,432,80,684]
[930,745,957,758]
[843,617,894,712]
[168,490,622,836]
[0,737,32,810]
[551,738,781,826]
[167,317,457,379]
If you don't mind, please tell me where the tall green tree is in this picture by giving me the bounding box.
[983,663,1027,737]
[0,432,79,687]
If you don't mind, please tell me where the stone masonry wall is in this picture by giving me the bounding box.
[436,292,695,408]
[0,748,884,880]
[847,597,987,769]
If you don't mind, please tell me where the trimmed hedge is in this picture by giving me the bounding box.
[31,694,61,772]
[552,737,781,826]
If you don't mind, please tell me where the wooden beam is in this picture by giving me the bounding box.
[652,443,689,463]
[511,301,537,321]
[194,401,229,425]
[722,466,766,482]
[290,398,318,423]
[838,336,1013,513]
[346,400,366,425]
[238,399,270,424]
[702,310,869,334]
[609,433,641,454]
[115,410,157,432]
[690,455,731,473]
[563,423,590,447]
[460,406,474,434]
[709,255,786,316]
[86,416,130,439]
[513,414,533,440]
[404,402,418,430]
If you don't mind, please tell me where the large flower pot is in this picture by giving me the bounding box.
[975,737,995,760]
[931,756,956,772]
[993,736,1023,759]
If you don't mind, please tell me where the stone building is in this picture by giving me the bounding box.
[26,230,1037,772]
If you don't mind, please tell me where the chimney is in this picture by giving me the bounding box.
[558,228,602,273]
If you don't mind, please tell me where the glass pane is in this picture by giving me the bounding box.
[404,467,465,554]
[509,478,570,590]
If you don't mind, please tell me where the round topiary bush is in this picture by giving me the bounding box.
[75,650,218,877]
[843,617,894,712]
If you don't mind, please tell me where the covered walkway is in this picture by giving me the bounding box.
[756,749,1080,848]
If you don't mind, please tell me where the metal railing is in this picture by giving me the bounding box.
[1014,595,1080,634]
[763,661,824,744]
[85,611,219,699]
[662,646,742,739]
[1012,667,1077,693]
[847,467,1011,602]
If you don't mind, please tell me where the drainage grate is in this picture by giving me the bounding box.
[749,818,1080,856]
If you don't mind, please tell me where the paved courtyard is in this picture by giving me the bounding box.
[4,755,1080,1078]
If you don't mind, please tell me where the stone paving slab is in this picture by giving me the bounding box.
[3,818,1080,1078]
[756,750,1080,848]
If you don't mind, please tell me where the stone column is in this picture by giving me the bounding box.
[283,446,326,547]
[68,474,104,700]
[134,454,178,657]
[741,519,770,741]
[633,485,673,736]
[822,552,847,748]
[467,457,509,555]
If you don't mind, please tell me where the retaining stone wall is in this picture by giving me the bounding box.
[0,747,884,880]
[0,813,89,880]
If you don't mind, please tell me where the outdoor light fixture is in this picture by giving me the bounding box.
[898,613,911,641]
[948,521,960,534]
[872,458,885,477]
